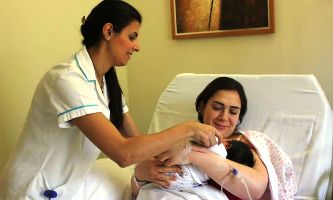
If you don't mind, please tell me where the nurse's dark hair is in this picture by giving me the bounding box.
[80,0,142,129]
[80,0,142,47]
[195,77,247,126]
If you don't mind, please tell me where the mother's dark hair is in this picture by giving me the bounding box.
[195,77,248,125]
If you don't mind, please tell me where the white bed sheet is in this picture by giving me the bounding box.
[76,158,133,200]
[148,73,333,200]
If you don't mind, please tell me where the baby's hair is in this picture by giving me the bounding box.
[226,140,255,167]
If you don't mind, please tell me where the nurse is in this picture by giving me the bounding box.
[0,1,222,199]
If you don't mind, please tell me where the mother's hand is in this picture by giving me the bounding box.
[135,158,181,188]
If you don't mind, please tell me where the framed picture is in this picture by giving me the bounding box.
[170,0,274,39]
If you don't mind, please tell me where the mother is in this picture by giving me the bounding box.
[133,77,296,199]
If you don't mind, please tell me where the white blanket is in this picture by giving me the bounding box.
[137,183,228,200]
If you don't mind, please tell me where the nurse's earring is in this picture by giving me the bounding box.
[103,22,113,40]
[105,29,112,40]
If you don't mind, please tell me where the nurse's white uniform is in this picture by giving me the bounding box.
[0,47,128,199]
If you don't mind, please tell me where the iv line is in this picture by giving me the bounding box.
[221,167,253,200]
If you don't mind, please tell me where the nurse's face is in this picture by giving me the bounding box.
[108,21,140,66]
[201,90,241,139]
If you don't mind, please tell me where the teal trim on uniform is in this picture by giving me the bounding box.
[74,54,95,83]
[58,104,98,117]
[73,52,105,107]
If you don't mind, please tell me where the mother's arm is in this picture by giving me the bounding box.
[189,148,268,200]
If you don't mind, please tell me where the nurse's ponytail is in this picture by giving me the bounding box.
[105,67,123,129]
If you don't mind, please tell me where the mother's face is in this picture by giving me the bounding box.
[201,90,241,139]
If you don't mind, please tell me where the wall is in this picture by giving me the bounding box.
[127,0,333,133]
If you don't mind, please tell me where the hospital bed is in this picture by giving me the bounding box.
[89,73,333,200]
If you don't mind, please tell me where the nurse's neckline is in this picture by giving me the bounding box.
[93,65,104,93]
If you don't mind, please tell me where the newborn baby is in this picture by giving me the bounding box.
[167,140,254,190]
[167,143,227,190]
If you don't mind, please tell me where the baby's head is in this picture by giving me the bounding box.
[225,140,255,167]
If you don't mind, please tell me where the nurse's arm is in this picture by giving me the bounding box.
[71,112,215,168]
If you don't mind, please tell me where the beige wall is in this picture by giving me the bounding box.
[1,0,332,172]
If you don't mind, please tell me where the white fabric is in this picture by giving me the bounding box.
[137,183,228,200]
[148,73,333,200]
[0,46,129,200]
[73,159,133,200]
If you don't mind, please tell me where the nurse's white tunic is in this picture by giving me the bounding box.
[0,46,128,199]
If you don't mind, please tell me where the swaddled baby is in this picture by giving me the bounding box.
[166,143,227,190]
[167,140,255,191]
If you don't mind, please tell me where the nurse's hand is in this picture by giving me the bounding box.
[135,158,181,188]
[188,122,222,147]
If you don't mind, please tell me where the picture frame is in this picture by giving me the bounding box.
[170,0,275,39]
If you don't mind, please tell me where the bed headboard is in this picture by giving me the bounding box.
[148,73,333,200]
